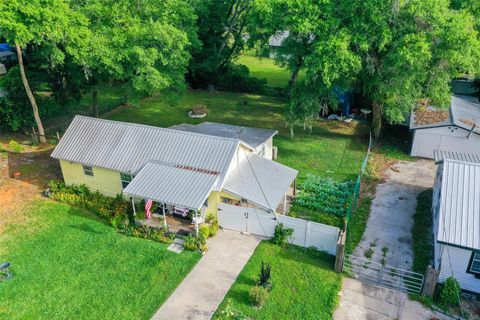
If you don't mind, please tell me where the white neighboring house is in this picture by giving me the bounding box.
[268,31,289,58]
[170,122,278,160]
[432,150,480,293]
[410,95,480,159]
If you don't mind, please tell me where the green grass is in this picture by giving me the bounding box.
[412,189,434,274]
[213,242,341,320]
[346,196,373,254]
[0,200,200,320]
[106,90,368,183]
[289,204,344,229]
[237,55,296,89]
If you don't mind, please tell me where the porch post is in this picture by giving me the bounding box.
[162,203,167,228]
[195,210,199,236]
[131,197,136,216]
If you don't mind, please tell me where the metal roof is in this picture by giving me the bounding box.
[223,153,298,210]
[433,150,480,164]
[437,159,480,250]
[170,122,277,148]
[51,116,240,190]
[268,31,289,47]
[410,95,480,132]
[123,162,218,210]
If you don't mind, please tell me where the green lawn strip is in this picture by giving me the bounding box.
[0,200,200,320]
[289,204,344,229]
[412,189,434,274]
[213,242,341,320]
[345,196,372,254]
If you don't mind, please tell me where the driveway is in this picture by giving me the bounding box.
[353,159,436,269]
[152,229,263,320]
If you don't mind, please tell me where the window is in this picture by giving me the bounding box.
[120,172,133,189]
[468,252,480,275]
[83,165,94,177]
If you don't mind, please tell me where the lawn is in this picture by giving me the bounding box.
[0,200,200,320]
[237,55,290,89]
[213,242,341,320]
[106,90,368,183]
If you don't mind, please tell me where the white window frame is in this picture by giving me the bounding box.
[82,165,94,177]
[120,172,133,189]
[469,251,480,275]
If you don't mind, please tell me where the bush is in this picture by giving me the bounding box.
[7,140,24,153]
[209,218,219,237]
[183,234,207,252]
[258,261,271,289]
[272,223,293,247]
[249,285,269,308]
[220,299,250,320]
[440,276,461,307]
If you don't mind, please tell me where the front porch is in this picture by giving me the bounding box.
[137,211,196,235]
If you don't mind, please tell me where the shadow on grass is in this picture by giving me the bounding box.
[69,222,105,235]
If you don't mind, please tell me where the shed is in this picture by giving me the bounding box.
[410,95,480,158]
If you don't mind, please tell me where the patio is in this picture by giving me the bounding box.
[137,212,196,235]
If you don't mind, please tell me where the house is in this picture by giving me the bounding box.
[268,31,289,58]
[409,95,480,159]
[51,116,297,234]
[169,122,278,159]
[432,150,480,293]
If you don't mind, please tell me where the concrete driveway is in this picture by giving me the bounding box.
[151,229,263,320]
[353,159,436,269]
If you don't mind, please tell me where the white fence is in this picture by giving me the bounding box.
[217,203,340,255]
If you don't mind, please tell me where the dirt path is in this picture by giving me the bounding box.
[353,159,436,269]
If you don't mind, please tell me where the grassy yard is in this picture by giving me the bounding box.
[213,242,341,320]
[106,90,368,183]
[0,200,200,320]
[237,55,290,89]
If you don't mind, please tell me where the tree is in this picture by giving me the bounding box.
[0,0,88,143]
[188,0,252,90]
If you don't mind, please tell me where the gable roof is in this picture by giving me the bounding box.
[51,116,242,190]
[170,122,277,148]
[433,150,480,165]
[123,162,218,210]
[410,95,480,133]
[437,159,480,250]
[223,153,298,210]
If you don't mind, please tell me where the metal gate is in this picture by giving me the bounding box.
[343,254,424,295]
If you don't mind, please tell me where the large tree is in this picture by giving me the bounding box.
[0,0,88,143]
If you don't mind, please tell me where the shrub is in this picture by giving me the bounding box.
[209,219,219,237]
[257,261,272,289]
[220,299,250,320]
[440,276,461,307]
[183,234,208,252]
[272,223,293,247]
[199,225,210,239]
[249,285,269,308]
[7,140,24,153]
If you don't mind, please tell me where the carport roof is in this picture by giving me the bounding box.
[433,150,480,164]
[123,162,219,210]
[223,153,298,211]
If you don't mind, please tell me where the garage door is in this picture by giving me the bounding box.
[217,203,276,237]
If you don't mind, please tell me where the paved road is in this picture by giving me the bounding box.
[151,229,263,320]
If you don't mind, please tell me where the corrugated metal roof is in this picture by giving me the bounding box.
[437,159,480,250]
[434,150,480,164]
[123,162,218,210]
[223,153,298,210]
[51,116,240,190]
[170,122,277,148]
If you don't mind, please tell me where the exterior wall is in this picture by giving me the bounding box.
[411,126,480,159]
[438,244,480,293]
[432,164,443,270]
[205,190,241,218]
[59,160,123,197]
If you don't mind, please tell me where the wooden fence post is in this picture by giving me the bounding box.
[335,230,346,273]
[421,265,439,297]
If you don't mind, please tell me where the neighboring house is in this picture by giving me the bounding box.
[268,31,289,58]
[51,116,297,231]
[410,95,480,158]
[169,122,278,160]
[432,150,480,293]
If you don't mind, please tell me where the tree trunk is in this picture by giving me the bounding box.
[92,86,99,118]
[372,101,383,139]
[15,43,46,144]
[288,66,300,96]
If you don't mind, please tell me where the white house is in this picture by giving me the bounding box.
[432,150,480,293]
[170,122,278,160]
[410,95,480,159]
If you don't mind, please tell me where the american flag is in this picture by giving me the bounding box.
[145,199,153,219]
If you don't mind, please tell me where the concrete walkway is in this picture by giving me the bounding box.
[353,159,436,269]
[152,229,263,320]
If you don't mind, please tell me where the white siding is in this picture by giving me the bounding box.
[438,244,480,293]
[411,126,480,159]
